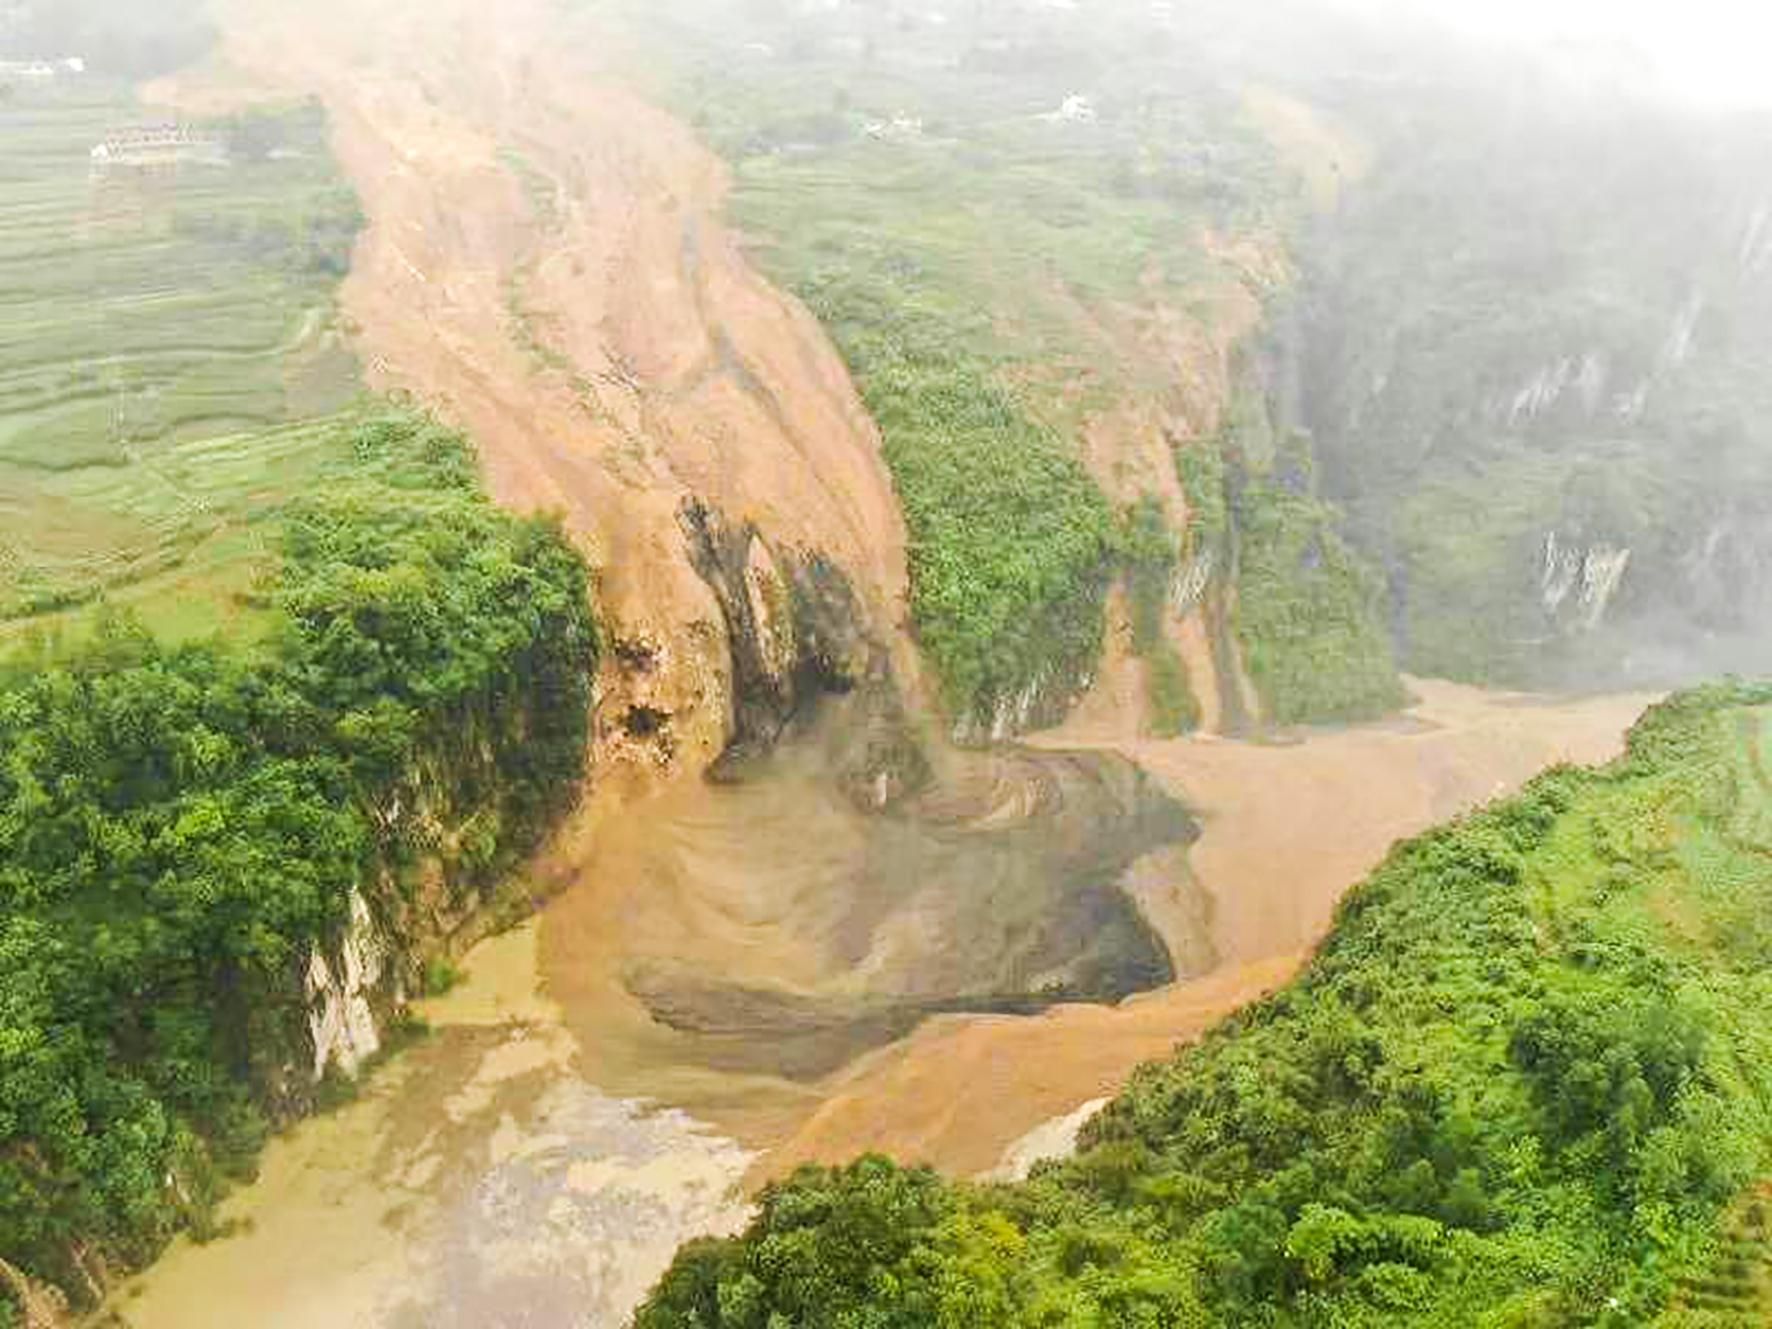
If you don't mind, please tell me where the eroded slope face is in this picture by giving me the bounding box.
[169,0,1215,1132]
[187,0,920,779]
[599,0,1413,738]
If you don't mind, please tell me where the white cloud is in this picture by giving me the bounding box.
[1419,0,1772,108]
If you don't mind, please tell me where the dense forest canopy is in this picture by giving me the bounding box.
[640,682,1772,1326]
[0,416,595,1312]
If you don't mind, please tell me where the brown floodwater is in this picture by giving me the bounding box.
[759,678,1658,1179]
[111,679,1654,1328]
[537,696,1202,1123]
[110,923,756,1329]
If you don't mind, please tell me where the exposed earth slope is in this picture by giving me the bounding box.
[172,0,922,779]
[7,2,1737,1327]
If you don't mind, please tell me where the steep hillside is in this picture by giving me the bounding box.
[178,0,925,789]
[611,0,1772,719]
[1294,80,1772,689]
[0,415,595,1321]
[611,0,1402,735]
[639,681,1772,1325]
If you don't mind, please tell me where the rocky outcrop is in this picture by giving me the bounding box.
[679,497,928,803]
[679,498,863,757]
[1541,531,1632,634]
[305,889,391,1080]
[950,666,1099,749]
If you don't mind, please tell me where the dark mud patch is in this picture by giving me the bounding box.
[609,698,1196,1080]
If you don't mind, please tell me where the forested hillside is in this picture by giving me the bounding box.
[0,415,595,1320]
[1296,76,1772,689]
[613,0,1403,735]
[639,681,1772,1326]
[609,0,1772,720]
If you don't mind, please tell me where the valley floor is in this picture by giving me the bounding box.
[109,679,1651,1327]
[95,5,1661,1323]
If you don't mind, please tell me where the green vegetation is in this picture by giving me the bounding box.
[1299,85,1772,687]
[1123,497,1198,736]
[0,59,601,1324]
[816,288,1115,722]
[640,681,1772,1325]
[0,415,596,1314]
[1177,390,1402,726]
[0,86,361,622]
[1177,439,1230,563]
[0,412,364,635]
[613,0,1293,727]
[1233,471,1404,724]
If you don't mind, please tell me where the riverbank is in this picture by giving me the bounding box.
[110,679,1654,1327]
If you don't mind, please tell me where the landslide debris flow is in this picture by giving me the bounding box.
[562,696,1201,1085]
[191,0,922,786]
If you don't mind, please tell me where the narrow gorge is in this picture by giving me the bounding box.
[3,0,1763,1325]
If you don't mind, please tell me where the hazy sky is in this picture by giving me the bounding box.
[1422,0,1772,109]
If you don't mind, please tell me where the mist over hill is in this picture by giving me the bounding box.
[0,0,214,78]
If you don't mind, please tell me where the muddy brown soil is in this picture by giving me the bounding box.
[121,5,1667,1326]
[539,697,1199,1123]
[166,0,923,785]
[759,678,1655,1179]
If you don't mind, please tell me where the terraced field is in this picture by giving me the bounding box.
[0,413,370,648]
[0,76,361,625]
[1666,1186,1772,1325]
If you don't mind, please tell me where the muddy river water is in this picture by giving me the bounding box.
[100,6,1664,1323]
[111,679,1654,1328]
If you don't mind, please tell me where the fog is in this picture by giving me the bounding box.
[9,0,1771,111]
[1421,0,1772,109]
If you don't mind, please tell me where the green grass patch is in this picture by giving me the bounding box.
[0,410,369,629]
